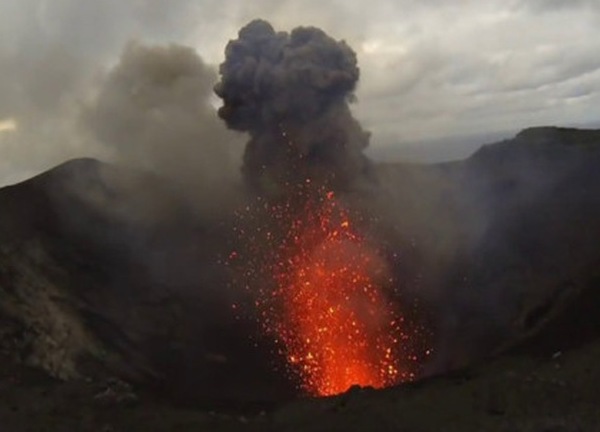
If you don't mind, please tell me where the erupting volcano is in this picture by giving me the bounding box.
[230,186,430,396]
[230,185,431,396]
[217,19,431,396]
[260,188,420,396]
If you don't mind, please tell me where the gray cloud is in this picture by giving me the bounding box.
[84,42,241,197]
[1,0,600,184]
[516,0,600,13]
[0,0,240,186]
[352,1,600,147]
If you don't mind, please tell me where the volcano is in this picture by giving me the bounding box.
[231,186,432,397]
[1,126,600,430]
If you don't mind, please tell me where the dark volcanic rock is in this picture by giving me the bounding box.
[0,158,289,404]
[374,126,600,370]
[463,127,600,355]
[1,126,600,419]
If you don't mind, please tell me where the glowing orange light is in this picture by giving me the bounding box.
[232,186,430,396]
[266,190,407,395]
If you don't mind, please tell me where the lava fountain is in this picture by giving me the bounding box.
[269,189,408,395]
[231,186,430,396]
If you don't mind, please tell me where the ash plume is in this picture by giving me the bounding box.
[0,0,216,187]
[214,19,373,195]
[84,42,242,202]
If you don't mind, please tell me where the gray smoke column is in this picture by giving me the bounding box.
[214,19,372,195]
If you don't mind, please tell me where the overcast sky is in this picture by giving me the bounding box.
[1,0,599,185]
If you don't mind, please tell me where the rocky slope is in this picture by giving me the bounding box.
[0,158,288,405]
[375,126,600,368]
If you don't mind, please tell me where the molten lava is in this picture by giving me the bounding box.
[232,187,430,396]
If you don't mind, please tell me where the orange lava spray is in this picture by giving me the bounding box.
[272,191,409,395]
[231,186,431,396]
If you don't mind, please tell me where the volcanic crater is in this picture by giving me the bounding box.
[1,18,600,432]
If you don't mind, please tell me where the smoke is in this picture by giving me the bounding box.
[83,42,242,201]
[0,0,243,197]
[214,19,372,195]
[0,37,102,186]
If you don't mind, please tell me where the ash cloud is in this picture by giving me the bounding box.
[0,0,242,195]
[84,42,242,201]
[214,19,372,195]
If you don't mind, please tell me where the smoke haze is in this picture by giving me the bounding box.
[84,42,241,198]
[0,0,241,193]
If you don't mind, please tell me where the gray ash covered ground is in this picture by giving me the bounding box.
[1,126,600,431]
[0,342,600,431]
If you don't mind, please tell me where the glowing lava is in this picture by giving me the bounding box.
[231,187,429,396]
[273,192,407,395]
